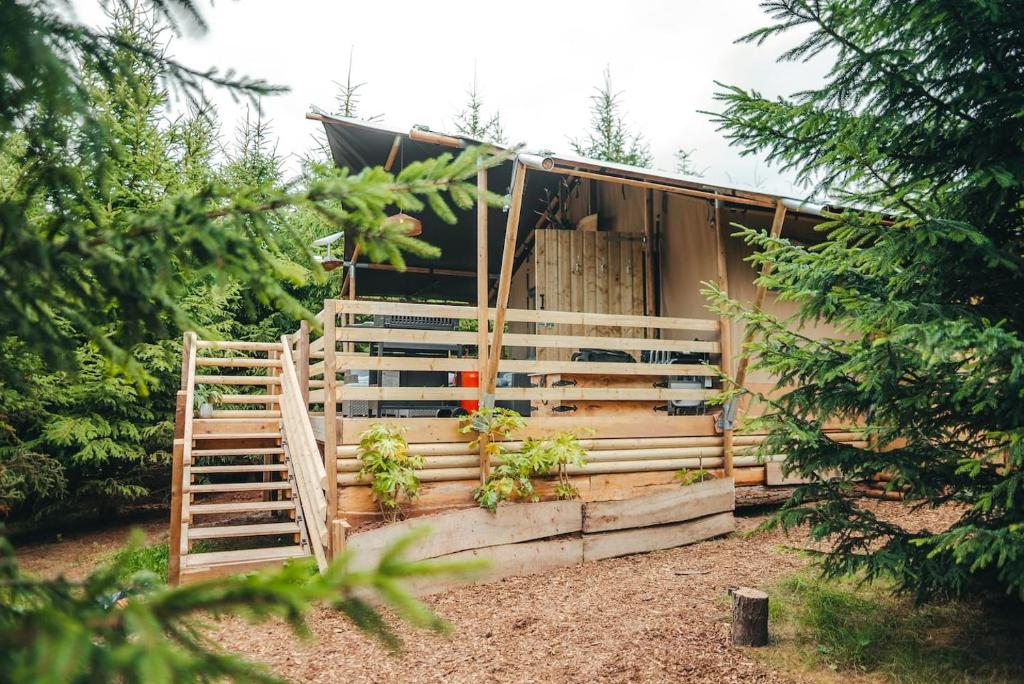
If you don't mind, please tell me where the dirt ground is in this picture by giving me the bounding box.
[15,500,963,683]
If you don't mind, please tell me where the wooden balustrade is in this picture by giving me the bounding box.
[304,299,722,408]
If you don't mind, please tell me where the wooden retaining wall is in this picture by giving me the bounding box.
[345,476,735,594]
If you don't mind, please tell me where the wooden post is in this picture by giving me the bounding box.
[713,200,735,476]
[330,518,350,561]
[296,320,310,405]
[168,390,187,586]
[643,188,656,318]
[174,332,198,572]
[265,347,280,501]
[322,300,339,557]
[485,162,527,394]
[731,587,769,646]
[733,201,787,397]
[476,164,491,482]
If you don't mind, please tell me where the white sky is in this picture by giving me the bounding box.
[75,0,829,197]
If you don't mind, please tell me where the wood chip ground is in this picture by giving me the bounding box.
[18,500,964,683]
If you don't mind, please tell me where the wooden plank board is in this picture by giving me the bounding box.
[631,238,644,333]
[196,357,282,368]
[534,230,548,360]
[190,500,295,515]
[332,298,720,332]
[336,415,718,444]
[346,499,583,571]
[192,419,279,435]
[188,522,300,539]
[195,340,280,352]
[334,326,719,354]
[182,545,307,569]
[582,511,735,562]
[334,354,717,376]
[331,386,714,402]
[582,476,734,533]
[570,232,584,342]
[194,375,281,386]
[583,230,598,338]
[408,538,584,596]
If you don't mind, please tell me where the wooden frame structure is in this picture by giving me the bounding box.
[168,131,862,582]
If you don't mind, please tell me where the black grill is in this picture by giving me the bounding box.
[372,314,458,330]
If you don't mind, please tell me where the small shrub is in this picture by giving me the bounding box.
[675,468,713,487]
[357,423,424,522]
[106,538,214,584]
[475,432,587,513]
[459,408,586,512]
[108,541,170,583]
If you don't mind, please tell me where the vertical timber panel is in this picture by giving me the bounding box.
[584,230,597,337]
[534,231,547,361]
[570,231,584,342]
[631,238,645,335]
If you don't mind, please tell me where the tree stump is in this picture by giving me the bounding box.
[730,587,769,646]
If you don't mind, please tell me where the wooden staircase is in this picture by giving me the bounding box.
[169,334,328,584]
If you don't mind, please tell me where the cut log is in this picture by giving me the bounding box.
[731,587,769,646]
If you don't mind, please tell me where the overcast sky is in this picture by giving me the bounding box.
[78,0,829,197]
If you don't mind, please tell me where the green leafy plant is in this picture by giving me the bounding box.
[675,468,713,487]
[357,423,424,522]
[474,431,587,513]
[459,406,526,466]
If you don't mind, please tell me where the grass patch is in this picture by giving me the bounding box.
[106,539,213,584]
[758,571,1024,683]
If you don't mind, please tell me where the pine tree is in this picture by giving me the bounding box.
[571,67,653,168]
[708,0,1024,601]
[0,0,496,383]
[0,1,503,679]
[674,148,703,177]
[333,47,381,122]
[453,72,506,144]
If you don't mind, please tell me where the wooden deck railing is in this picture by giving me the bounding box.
[278,335,329,571]
[306,299,722,406]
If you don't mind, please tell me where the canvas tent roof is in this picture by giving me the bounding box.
[313,114,828,301]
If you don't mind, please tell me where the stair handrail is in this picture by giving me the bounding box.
[169,331,198,585]
[278,335,329,571]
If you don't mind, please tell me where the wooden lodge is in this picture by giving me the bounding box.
[167,115,858,584]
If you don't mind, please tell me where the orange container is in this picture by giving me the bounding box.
[459,371,479,411]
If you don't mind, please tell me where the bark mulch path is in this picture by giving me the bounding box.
[207,500,963,684]
[14,499,964,683]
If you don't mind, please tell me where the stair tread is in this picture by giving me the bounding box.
[191,464,288,474]
[189,481,291,493]
[191,500,295,514]
[193,432,283,440]
[188,522,300,539]
[192,447,284,456]
[182,545,308,568]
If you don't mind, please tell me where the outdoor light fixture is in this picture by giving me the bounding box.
[383,212,423,237]
[312,231,344,271]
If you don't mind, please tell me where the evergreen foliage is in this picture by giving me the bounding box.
[0,2,505,521]
[571,67,653,168]
[708,0,1024,600]
[0,1,499,679]
[453,73,506,144]
[674,148,704,177]
[0,533,465,682]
